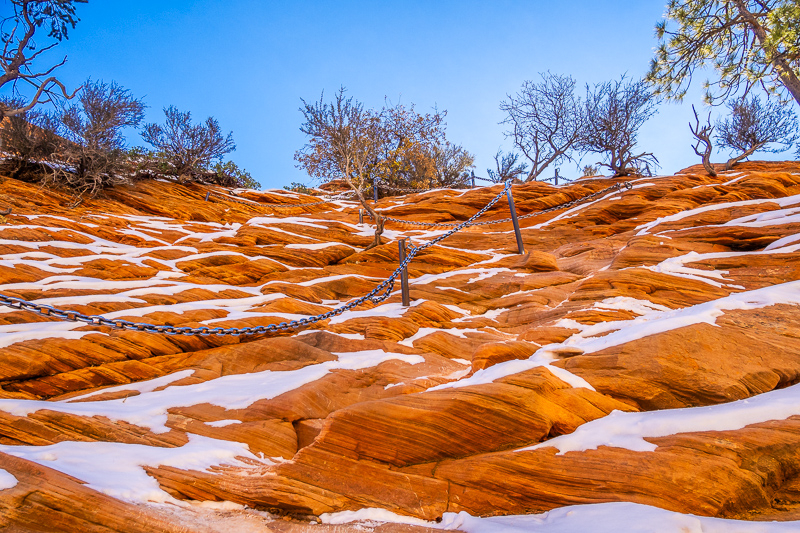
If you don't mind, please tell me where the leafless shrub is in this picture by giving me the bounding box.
[689,104,717,176]
[486,150,528,183]
[579,77,660,176]
[500,72,584,182]
[716,94,799,170]
[1,0,84,117]
[141,106,235,180]
[47,79,145,196]
[0,96,62,179]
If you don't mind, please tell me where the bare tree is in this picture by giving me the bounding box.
[689,105,717,176]
[0,95,62,179]
[49,79,145,196]
[295,87,386,250]
[0,0,85,117]
[500,72,584,182]
[142,106,236,180]
[579,77,660,176]
[716,94,799,169]
[486,149,528,183]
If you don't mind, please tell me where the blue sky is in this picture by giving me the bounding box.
[6,1,793,189]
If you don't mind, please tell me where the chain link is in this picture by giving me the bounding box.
[0,182,518,336]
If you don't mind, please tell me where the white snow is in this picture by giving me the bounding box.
[0,434,258,504]
[204,419,242,428]
[322,502,800,533]
[522,379,800,455]
[65,370,196,402]
[0,469,18,490]
[635,194,800,236]
[0,350,426,433]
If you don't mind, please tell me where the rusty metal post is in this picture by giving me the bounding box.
[204,191,211,201]
[373,178,379,202]
[359,209,364,224]
[398,238,410,307]
[506,187,525,254]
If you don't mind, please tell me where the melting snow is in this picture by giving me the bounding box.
[0,469,18,490]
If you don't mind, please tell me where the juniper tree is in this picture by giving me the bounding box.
[647,0,800,107]
[715,94,798,169]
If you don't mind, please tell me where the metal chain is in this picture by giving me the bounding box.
[206,190,354,209]
[0,182,514,336]
[382,181,631,228]
[374,178,472,194]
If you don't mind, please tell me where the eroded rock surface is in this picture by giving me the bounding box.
[1,162,800,529]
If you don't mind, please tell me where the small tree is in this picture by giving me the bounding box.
[715,94,799,169]
[689,104,717,176]
[579,77,660,176]
[500,72,584,181]
[0,96,62,179]
[0,0,85,117]
[141,106,235,179]
[428,141,474,188]
[374,101,448,189]
[209,160,260,189]
[295,88,385,250]
[50,79,145,196]
[487,150,528,183]
[581,164,601,177]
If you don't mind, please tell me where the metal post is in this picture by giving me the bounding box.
[472,175,475,188]
[554,168,560,186]
[204,191,211,201]
[358,209,364,224]
[373,178,379,202]
[506,187,525,254]
[398,238,410,307]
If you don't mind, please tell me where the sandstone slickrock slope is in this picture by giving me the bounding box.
[1,162,800,530]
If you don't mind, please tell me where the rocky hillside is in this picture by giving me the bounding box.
[1,163,800,532]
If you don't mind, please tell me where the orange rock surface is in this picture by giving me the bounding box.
[1,162,800,530]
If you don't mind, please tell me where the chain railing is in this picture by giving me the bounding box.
[373,178,472,195]
[0,182,515,337]
[205,190,355,209]
[380,181,631,228]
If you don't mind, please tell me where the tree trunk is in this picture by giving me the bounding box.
[725,142,765,170]
[702,150,717,177]
[733,0,800,107]
[352,187,384,251]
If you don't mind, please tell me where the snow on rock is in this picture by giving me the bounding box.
[0,468,18,490]
[2,162,800,529]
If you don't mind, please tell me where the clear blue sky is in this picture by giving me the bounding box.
[5,1,794,188]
